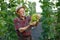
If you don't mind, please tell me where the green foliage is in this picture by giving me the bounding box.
[39,0,57,40]
[28,2,36,15]
[55,0,60,40]
[0,0,21,40]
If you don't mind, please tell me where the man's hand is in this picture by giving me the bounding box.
[18,25,30,33]
[29,19,39,27]
[29,21,37,26]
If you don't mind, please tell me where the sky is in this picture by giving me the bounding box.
[28,0,42,13]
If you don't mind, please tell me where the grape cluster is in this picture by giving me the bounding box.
[30,14,42,22]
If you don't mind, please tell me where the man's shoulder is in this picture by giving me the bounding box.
[14,17,19,21]
[26,16,31,19]
[26,16,31,21]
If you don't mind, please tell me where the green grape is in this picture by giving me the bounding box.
[31,14,39,22]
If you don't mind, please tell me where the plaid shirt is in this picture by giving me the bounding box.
[14,16,31,37]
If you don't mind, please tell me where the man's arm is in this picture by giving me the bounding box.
[18,22,36,33]
[18,25,30,33]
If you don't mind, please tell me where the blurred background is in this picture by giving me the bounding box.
[0,0,60,40]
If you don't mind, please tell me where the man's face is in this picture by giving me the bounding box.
[17,8,25,17]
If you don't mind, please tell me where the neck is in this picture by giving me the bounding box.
[19,16,25,20]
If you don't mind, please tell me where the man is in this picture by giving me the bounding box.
[14,6,39,40]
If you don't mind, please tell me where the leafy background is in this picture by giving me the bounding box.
[0,0,60,40]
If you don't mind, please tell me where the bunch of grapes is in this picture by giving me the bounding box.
[30,14,42,22]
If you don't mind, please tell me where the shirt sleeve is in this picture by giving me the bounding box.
[14,18,21,30]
